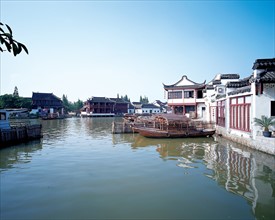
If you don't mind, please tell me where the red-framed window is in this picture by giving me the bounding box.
[230,96,251,132]
[217,100,225,127]
[168,91,182,99]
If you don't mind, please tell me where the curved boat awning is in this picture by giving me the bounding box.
[154,114,190,124]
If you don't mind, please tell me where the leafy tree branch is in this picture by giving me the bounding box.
[0,22,28,56]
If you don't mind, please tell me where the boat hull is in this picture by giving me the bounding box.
[134,127,215,138]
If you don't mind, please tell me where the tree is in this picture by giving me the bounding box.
[0,22,28,56]
[62,94,70,111]
[0,94,31,109]
[62,94,84,112]
[140,95,149,104]
[73,99,83,112]
[13,86,19,97]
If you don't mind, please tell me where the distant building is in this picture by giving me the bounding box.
[128,103,135,114]
[134,103,161,114]
[110,98,129,115]
[153,100,167,113]
[81,96,129,116]
[31,92,64,116]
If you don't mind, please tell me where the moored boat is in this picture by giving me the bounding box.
[134,127,215,138]
[0,110,42,148]
[132,114,215,138]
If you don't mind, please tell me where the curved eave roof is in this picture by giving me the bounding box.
[163,75,206,88]
[228,86,251,96]
[259,71,275,82]
[252,58,275,70]
[163,84,206,90]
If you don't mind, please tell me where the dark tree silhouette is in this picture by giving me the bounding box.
[0,22,28,56]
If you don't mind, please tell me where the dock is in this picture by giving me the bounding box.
[112,122,146,134]
[0,119,42,148]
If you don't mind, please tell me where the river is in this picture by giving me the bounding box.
[0,117,274,220]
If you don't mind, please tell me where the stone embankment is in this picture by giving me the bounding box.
[216,127,275,155]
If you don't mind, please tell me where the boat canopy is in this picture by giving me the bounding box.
[153,114,190,125]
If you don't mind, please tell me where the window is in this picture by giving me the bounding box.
[197,90,203,98]
[0,113,6,120]
[168,91,182,99]
[271,101,275,116]
[230,96,251,132]
[185,105,195,113]
[217,100,225,127]
[184,91,194,98]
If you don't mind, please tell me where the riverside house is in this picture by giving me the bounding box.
[31,92,64,117]
[163,58,274,154]
[163,75,206,119]
[134,103,161,114]
[81,96,129,117]
[209,58,275,154]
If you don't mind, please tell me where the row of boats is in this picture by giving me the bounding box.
[124,114,216,138]
[1,108,215,148]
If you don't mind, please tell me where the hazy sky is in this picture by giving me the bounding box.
[0,0,274,102]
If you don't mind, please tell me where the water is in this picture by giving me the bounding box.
[1,117,274,220]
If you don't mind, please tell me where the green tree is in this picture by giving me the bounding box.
[62,95,83,112]
[0,94,31,109]
[0,22,28,56]
[13,86,19,97]
[62,94,70,112]
[73,99,83,112]
[140,95,149,104]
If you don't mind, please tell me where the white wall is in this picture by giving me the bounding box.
[197,103,206,119]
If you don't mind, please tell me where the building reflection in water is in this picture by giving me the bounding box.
[127,134,275,219]
[0,140,42,171]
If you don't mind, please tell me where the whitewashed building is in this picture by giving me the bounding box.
[210,58,275,154]
[152,100,167,113]
[134,103,161,114]
[163,75,206,119]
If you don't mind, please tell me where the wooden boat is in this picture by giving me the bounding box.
[132,114,215,138]
[134,127,215,138]
[0,110,42,147]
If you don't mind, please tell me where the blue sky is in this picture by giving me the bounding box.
[0,0,274,102]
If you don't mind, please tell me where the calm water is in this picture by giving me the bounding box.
[0,117,274,220]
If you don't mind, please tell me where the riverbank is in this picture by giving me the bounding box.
[216,126,275,155]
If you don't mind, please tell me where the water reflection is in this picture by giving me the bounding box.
[0,140,42,171]
[118,133,275,219]
[1,118,274,219]
[41,117,120,145]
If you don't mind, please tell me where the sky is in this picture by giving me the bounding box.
[0,0,274,102]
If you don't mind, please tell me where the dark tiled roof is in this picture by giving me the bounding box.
[88,97,115,103]
[252,58,275,70]
[228,86,251,96]
[226,76,251,88]
[154,100,167,107]
[163,75,206,89]
[205,85,214,90]
[128,103,135,109]
[164,84,206,90]
[110,98,128,103]
[216,94,226,100]
[141,104,160,109]
[220,74,240,79]
[259,70,275,82]
[212,80,222,85]
[32,92,61,101]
